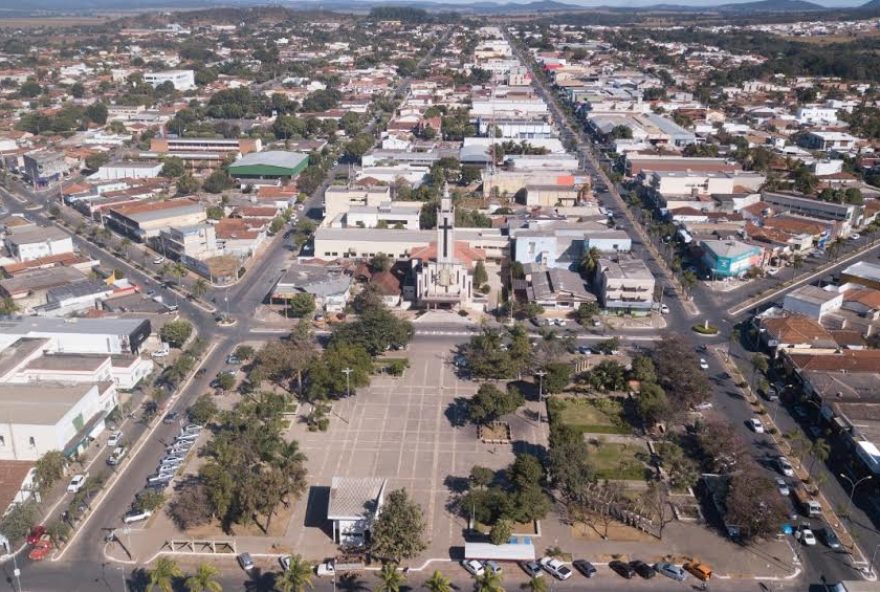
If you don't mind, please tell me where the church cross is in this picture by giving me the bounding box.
[439,216,452,260]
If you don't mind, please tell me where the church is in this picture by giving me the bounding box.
[411,189,485,309]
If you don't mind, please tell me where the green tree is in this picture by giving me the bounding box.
[750,353,768,390]
[369,489,427,563]
[203,170,234,194]
[489,518,512,545]
[184,563,223,592]
[468,383,524,425]
[475,570,504,592]
[575,301,599,325]
[0,297,18,315]
[375,563,405,592]
[217,372,236,391]
[148,557,183,592]
[206,206,224,220]
[0,500,40,545]
[136,489,166,512]
[234,345,255,360]
[34,450,66,494]
[85,102,108,125]
[636,382,670,427]
[160,156,185,178]
[288,293,316,318]
[542,362,572,394]
[160,320,193,348]
[473,260,488,287]
[69,82,85,99]
[188,394,218,425]
[579,247,601,276]
[469,466,494,490]
[276,554,313,592]
[424,570,452,592]
[521,576,548,592]
[192,278,208,299]
[85,152,110,171]
[176,174,200,195]
[808,438,831,480]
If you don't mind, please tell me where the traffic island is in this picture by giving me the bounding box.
[692,322,719,335]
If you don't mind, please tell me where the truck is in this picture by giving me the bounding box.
[316,557,365,577]
[791,486,822,517]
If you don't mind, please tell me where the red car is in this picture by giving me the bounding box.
[26,525,45,546]
[27,535,52,561]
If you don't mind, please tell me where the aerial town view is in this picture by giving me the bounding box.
[3,0,880,590]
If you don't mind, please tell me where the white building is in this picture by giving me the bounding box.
[327,477,387,547]
[783,285,843,320]
[4,225,74,263]
[143,69,195,91]
[0,382,117,461]
[89,162,162,181]
[0,317,152,355]
[597,256,655,311]
[796,106,839,126]
[414,195,475,309]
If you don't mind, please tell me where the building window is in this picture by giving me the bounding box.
[29,437,36,447]
[0,436,5,446]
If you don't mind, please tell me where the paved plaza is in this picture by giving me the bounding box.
[287,336,550,561]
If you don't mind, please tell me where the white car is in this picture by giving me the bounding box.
[67,474,88,493]
[658,304,670,314]
[776,478,790,497]
[699,358,709,370]
[153,256,166,264]
[777,457,795,477]
[123,509,152,524]
[850,233,861,240]
[151,348,169,359]
[107,431,122,447]
[798,528,817,546]
[748,418,765,433]
[539,557,573,581]
[462,559,485,577]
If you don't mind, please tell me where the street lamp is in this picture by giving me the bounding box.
[341,367,352,398]
[535,370,547,401]
[840,473,872,519]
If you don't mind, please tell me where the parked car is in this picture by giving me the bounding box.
[483,560,502,575]
[153,256,165,264]
[107,431,122,447]
[461,559,485,577]
[608,560,635,579]
[519,560,542,578]
[27,535,53,561]
[654,562,687,582]
[123,509,152,524]
[797,526,817,546]
[539,557,572,580]
[747,418,765,433]
[777,457,795,477]
[26,525,45,546]
[683,561,712,581]
[572,559,597,578]
[67,473,88,493]
[776,478,790,496]
[699,358,709,370]
[226,355,241,365]
[238,552,255,571]
[106,445,128,466]
[163,411,179,424]
[279,555,292,571]
[630,560,656,579]
[820,527,842,550]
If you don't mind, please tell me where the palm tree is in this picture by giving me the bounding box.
[424,570,452,592]
[579,246,601,276]
[185,563,223,592]
[192,278,209,299]
[808,438,831,480]
[374,563,405,592]
[171,262,188,285]
[475,570,504,592]
[276,555,313,592]
[521,576,548,592]
[147,557,182,592]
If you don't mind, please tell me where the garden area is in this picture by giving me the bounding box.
[584,439,651,481]
[547,396,631,435]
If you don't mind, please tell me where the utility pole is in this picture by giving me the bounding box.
[342,367,352,398]
[840,473,872,519]
[535,370,547,401]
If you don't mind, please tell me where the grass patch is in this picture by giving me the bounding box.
[586,441,650,481]
[548,397,631,435]
[692,323,719,335]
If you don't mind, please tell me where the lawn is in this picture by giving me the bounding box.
[586,441,650,481]
[548,396,631,435]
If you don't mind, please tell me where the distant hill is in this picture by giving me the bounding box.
[715,0,826,12]
[859,0,880,9]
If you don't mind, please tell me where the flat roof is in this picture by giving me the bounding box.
[315,227,431,243]
[6,225,70,245]
[229,151,308,170]
[0,316,147,336]
[0,382,95,425]
[842,261,880,283]
[24,353,109,373]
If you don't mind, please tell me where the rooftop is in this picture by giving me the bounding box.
[327,476,387,520]
[229,151,308,170]
[0,382,96,425]
[842,261,880,284]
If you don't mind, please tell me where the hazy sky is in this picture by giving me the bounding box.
[348,0,870,5]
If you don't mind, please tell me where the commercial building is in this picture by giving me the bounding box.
[323,186,392,221]
[700,239,764,278]
[0,317,151,355]
[270,263,353,313]
[762,192,862,232]
[0,382,116,461]
[23,152,67,187]
[88,161,162,181]
[104,198,206,241]
[511,221,631,270]
[840,261,880,291]
[519,263,596,309]
[142,137,261,168]
[227,151,308,185]
[327,476,387,547]
[4,225,73,263]
[597,256,655,311]
[143,69,195,91]
[0,267,89,311]
[783,285,844,320]
[157,224,218,261]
